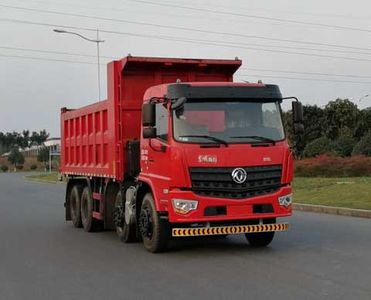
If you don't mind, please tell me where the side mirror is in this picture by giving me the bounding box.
[292,101,304,134]
[292,101,304,123]
[143,127,157,139]
[142,103,156,127]
[294,123,304,134]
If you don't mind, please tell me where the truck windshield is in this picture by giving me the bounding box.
[172,101,285,144]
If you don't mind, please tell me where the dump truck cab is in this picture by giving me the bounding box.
[139,82,294,225]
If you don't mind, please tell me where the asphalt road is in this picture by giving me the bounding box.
[0,173,370,300]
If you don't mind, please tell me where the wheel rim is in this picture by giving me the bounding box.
[139,206,153,240]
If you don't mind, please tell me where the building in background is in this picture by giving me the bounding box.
[43,137,61,155]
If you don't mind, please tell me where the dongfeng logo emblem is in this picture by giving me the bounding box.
[231,168,247,184]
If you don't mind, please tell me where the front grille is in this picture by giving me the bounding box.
[189,165,282,199]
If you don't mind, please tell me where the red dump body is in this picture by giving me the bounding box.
[60,56,241,180]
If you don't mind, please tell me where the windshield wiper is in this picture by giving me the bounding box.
[179,135,229,147]
[230,135,276,145]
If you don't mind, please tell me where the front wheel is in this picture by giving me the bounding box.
[139,193,169,253]
[245,232,275,247]
[245,218,276,247]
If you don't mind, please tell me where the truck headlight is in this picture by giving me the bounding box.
[278,194,292,207]
[172,199,198,215]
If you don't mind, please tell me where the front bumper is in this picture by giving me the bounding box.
[172,222,289,237]
[165,186,292,223]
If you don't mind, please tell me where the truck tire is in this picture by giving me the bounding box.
[245,232,275,247]
[70,185,82,228]
[81,186,101,232]
[245,218,276,247]
[114,191,137,243]
[139,193,169,253]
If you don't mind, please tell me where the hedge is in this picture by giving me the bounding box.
[295,155,371,177]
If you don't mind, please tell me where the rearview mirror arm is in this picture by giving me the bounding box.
[282,96,299,102]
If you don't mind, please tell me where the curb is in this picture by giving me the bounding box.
[293,203,371,219]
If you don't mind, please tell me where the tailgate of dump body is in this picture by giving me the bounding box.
[60,100,113,177]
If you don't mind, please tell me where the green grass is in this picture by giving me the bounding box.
[293,177,371,210]
[26,172,61,183]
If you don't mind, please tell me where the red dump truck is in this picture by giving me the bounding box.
[61,56,303,252]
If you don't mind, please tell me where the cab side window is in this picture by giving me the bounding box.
[156,104,168,141]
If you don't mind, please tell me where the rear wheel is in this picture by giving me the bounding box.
[114,190,137,243]
[139,193,169,253]
[81,186,101,232]
[70,185,82,228]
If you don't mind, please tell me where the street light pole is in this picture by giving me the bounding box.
[53,29,105,100]
[96,29,102,102]
[49,147,51,174]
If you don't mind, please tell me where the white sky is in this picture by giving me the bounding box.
[1,0,371,136]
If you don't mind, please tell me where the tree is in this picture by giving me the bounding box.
[4,132,17,150]
[352,131,371,156]
[354,108,371,140]
[21,130,30,148]
[303,137,334,158]
[13,130,30,149]
[30,130,50,146]
[37,146,50,169]
[283,104,326,157]
[332,135,356,157]
[0,132,4,155]
[8,148,25,170]
[324,99,359,139]
[1,130,50,154]
[38,130,49,144]
[0,132,23,151]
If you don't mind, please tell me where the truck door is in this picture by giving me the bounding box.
[143,103,171,188]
